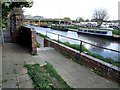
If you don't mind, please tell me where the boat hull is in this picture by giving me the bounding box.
[77,28,112,37]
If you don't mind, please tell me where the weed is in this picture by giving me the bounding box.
[24,63,73,89]
[36,40,41,48]
[2,80,7,83]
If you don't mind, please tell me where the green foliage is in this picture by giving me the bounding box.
[36,40,41,48]
[24,63,73,89]
[92,68,106,77]
[64,17,71,21]
[43,62,72,89]
[66,25,86,29]
[31,51,37,56]
[37,32,49,38]
[112,30,120,35]
[2,1,34,28]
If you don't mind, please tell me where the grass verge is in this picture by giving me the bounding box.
[37,32,49,38]
[112,30,120,35]
[24,63,73,89]
[36,40,41,48]
[56,41,120,67]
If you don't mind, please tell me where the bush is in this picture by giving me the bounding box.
[112,30,120,35]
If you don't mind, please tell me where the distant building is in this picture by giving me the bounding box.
[24,15,43,19]
[33,16,43,19]
[80,22,97,27]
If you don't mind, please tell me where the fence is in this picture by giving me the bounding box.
[46,31,120,54]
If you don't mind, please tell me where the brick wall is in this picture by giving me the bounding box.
[18,26,37,54]
[44,38,120,83]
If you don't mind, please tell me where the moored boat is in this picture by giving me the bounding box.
[50,25,68,31]
[77,28,112,36]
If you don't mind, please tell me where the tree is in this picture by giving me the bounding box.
[85,19,89,22]
[92,9,109,27]
[2,1,34,27]
[76,17,84,22]
[64,17,71,21]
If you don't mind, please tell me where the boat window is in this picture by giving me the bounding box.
[102,31,107,34]
[79,29,82,31]
[96,31,101,34]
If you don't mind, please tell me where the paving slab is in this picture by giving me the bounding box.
[0,46,2,88]
[2,43,34,88]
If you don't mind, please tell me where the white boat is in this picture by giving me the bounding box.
[77,28,112,36]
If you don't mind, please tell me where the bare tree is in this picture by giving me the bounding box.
[92,9,109,27]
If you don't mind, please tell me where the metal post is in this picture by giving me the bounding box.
[46,31,47,37]
[58,34,59,43]
[80,41,82,53]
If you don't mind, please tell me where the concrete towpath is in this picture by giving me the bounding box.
[34,47,119,88]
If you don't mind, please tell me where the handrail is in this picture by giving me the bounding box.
[46,31,120,53]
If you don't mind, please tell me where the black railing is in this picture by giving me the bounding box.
[46,31,120,54]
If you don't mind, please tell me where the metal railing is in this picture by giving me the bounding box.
[46,31,120,54]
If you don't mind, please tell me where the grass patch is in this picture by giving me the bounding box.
[91,68,106,77]
[37,32,49,38]
[31,51,37,56]
[2,80,8,83]
[36,40,41,48]
[24,63,73,89]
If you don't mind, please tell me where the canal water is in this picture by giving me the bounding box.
[26,24,120,62]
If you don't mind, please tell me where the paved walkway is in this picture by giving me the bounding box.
[2,43,34,88]
[2,34,119,88]
[0,45,2,89]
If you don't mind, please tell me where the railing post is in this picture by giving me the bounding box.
[58,34,59,43]
[80,41,82,53]
[46,31,47,37]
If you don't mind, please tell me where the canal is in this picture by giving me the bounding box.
[26,24,120,62]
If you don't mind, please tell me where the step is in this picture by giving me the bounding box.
[37,47,54,52]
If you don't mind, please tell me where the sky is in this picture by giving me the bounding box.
[23,0,120,20]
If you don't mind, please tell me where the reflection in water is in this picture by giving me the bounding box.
[26,25,120,62]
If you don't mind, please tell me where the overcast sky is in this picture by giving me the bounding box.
[23,0,120,20]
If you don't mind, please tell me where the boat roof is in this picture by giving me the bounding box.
[78,28,112,32]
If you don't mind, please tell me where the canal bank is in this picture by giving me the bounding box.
[25,24,120,62]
